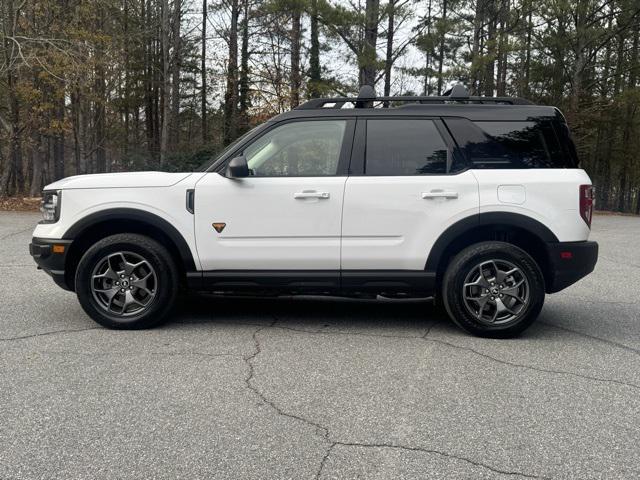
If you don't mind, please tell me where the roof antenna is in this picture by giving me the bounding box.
[443,83,469,98]
[356,84,376,108]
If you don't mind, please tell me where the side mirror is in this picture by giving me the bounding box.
[225,155,250,178]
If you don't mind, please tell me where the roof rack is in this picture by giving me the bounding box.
[296,84,534,109]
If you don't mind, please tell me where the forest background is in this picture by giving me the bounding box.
[1,0,639,212]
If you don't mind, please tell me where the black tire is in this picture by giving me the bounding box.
[75,233,179,329]
[442,241,545,338]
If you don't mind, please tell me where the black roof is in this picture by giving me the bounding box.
[270,85,560,123]
[272,104,558,122]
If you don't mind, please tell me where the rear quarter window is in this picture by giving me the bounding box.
[444,118,574,169]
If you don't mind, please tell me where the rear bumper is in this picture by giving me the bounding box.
[29,237,73,291]
[545,240,598,293]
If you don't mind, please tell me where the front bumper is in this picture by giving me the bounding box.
[29,237,74,291]
[545,240,598,293]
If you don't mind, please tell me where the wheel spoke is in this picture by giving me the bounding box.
[122,290,144,312]
[501,286,525,303]
[93,265,119,281]
[94,284,118,294]
[479,261,498,285]
[464,277,490,289]
[486,303,499,322]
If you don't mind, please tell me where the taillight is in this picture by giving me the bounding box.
[579,185,594,227]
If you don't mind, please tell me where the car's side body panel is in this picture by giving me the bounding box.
[341,171,480,270]
[471,169,592,242]
[193,173,347,270]
[32,173,205,270]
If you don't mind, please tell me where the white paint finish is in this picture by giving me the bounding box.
[33,172,204,269]
[497,185,526,204]
[44,171,193,190]
[472,169,592,241]
[33,166,594,275]
[341,171,480,270]
[193,173,346,270]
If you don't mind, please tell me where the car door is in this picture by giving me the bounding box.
[194,118,355,272]
[341,117,479,272]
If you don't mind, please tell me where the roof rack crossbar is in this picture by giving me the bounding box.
[297,95,534,109]
[297,84,533,109]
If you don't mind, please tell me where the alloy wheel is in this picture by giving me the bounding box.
[462,259,529,325]
[90,251,157,317]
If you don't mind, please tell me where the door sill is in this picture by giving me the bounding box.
[187,270,435,296]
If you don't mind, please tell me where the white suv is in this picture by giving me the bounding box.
[29,86,598,338]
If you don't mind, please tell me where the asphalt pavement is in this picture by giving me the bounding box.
[1,211,639,479]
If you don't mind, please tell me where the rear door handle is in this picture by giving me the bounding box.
[294,191,330,199]
[422,190,458,199]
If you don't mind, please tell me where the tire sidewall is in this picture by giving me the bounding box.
[75,234,178,329]
[443,242,545,338]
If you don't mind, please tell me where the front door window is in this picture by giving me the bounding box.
[244,120,347,177]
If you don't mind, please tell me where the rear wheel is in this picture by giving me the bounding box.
[75,233,178,329]
[442,241,545,338]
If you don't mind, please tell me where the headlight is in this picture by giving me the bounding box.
[40,190,61,223]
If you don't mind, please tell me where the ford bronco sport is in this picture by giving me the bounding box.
[29,85,598,338]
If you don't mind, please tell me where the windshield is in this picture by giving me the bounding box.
[196,123,268,171]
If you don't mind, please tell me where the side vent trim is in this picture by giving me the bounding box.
[186,189,195,214]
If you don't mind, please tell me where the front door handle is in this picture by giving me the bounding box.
[294,191,330,199]
[422,190,458,199]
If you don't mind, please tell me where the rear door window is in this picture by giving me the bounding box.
[365,119,449,175]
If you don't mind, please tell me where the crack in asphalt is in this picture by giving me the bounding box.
[560,295,638,305]
[315,442,548,479]
[0,327,101,342]
[243,322,331,443]
[421,336,640,392]
[40,350,241,359]
[247,320,545,480]
[599,254,640,270]
[540,321,640,356]
[0,226,33,241]
[242,320,640,392]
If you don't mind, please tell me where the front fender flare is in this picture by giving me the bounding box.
[63,207,197,271]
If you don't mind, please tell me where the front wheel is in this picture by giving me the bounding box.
[75,233,179,329]
[442,241,545,338]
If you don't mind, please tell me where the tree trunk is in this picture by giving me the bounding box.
[201,0,208,143]
[239,0,250,132]
[2,0,24,195]
[94,7,107,173]
[171,0,182,148]
[29,135,44,197]
[437,0,447,95]
[53,94,65,180]
[484,0,496,96]
[496,0,508,96]
[383,0,395,103]
[309,0,321,98]
[423,0,432,95]
[360,0,380,87]
[471,0,484,95]
[143,0,156,160]
[522,7,532,97]
[160,0,171,166]
[224,0,239,144]
[290,8,301,109]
